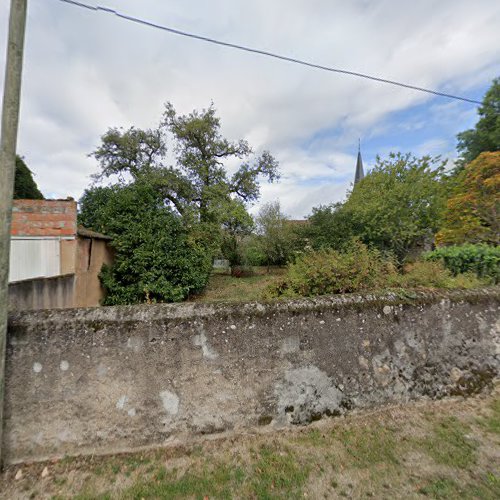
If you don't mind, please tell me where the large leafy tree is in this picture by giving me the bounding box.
[344,152,448,261]
[79,182,212,304]
[306,202,356,252]
[14,155,43,199]
[92,103,279,230]
[436,151,499,246]
[81,103,279,303]
[307,153,448,262]
[456,78,500,171]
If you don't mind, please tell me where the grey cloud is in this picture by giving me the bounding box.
[0,0,498,217]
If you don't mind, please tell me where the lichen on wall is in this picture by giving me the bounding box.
[4,287,499,464]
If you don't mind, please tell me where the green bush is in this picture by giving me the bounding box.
[424,244,500,283]
[80,182,213,305]
[268,242,392,298]
[389,261,484,289]
[267,244,487,299]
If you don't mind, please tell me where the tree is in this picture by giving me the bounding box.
[14,155,43,199]
[343,152,448,261]
[456,78,500,172]
[255,200,295,269]
[220,200,254,270]
[306,202,356,252]
[307,153,448,262]
[82,103,279,303]
[92,103,279,232]
[79,182,212,304]
[436,151,499,246]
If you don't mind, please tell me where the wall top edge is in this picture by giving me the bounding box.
[7,287,500,326]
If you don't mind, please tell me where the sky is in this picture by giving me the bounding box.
[1,0,499,219]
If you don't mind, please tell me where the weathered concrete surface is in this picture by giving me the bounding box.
[8,274,75,310]
[4,288,500,464]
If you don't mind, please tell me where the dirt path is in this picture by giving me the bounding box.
[2,386,499,499]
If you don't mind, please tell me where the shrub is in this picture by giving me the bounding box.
[389,261,484,289]
[424,244,500,283]
[268,242,393,298]
[81,182,213,305]
[267,244,487,299]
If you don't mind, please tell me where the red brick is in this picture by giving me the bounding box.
[11,200,77,237]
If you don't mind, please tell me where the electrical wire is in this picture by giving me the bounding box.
[56,0,485,106]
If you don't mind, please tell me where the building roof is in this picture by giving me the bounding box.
[77,226,113,241]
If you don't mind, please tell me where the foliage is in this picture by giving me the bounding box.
[254,200,296,267]
[77,186,116,230]
[13,155,43,199]
[436,152,500,246]
[241,237,267,266]
[456,78,500,172]
[80,182,212,305]
[268,241,391,298]
[83,103,279,303]
[91,102,279,232]
[389,261,484,289]
[344,152,448,261]
[424,243,500,283]
[219,200,254,268]
[305,202,356,251]
[268,243,485,299]
[306,153,448,262]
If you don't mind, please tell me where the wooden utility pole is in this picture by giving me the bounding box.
[0,0,27,466]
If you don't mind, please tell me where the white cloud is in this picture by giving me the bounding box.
[1,0,498,217]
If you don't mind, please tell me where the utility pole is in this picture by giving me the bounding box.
[0,0,27,466]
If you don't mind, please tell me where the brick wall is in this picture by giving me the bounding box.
[11,200,77,237]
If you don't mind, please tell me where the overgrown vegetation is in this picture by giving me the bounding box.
[83,182,212,304]
[268,242,391,297]
[437,152,500,247]
[424,243,500,283]
[303,152,449,262]
[267,242,484,299]
[80,103,279,304]
[78,80,498,305]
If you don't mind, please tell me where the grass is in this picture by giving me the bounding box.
[333,425,400,468]
[190,267,286,303]
[477,396,500,434]
[121,463,241,499]
[418,417,477,468]
[2,388,500,499]
[419,474,500,499]
[191,261,487,306]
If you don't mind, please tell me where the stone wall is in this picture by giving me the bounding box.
[4,288,499,464]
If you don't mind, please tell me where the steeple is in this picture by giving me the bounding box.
[354,139,364,184]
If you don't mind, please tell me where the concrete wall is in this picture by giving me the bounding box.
[4,288,499,464]
[8,274,75,311]
[74,238,114,307]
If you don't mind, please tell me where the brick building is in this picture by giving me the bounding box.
[9,199,114,309]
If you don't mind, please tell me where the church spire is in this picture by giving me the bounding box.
[354,139,364,184]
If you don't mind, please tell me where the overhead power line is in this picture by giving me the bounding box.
[56,0,484,106]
